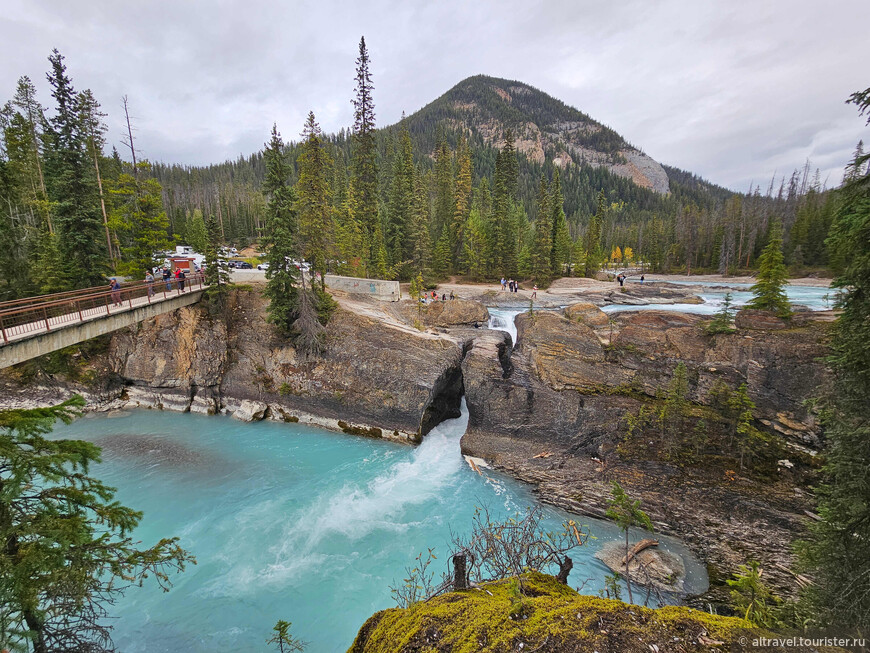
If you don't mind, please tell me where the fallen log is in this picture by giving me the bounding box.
[622,538,659,566]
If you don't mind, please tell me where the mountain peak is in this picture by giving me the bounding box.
[405,74,669,193]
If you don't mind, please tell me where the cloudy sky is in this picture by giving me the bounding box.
[2,0,868,192]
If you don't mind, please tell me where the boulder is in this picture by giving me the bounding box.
[232,399,268,422]
[421,299,489,327]
[595,541,687,593]
[564,302,609,328]
[735,309,787,330]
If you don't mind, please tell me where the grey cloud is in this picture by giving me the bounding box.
[1,0,868,191]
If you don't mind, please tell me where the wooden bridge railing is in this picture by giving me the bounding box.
[0,273,205,345]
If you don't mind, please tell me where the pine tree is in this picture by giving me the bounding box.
[804,99,870,629]
[550,168,571,277]
[0,397,193,653]
[296,111,333,291]
[262,124,299,334]
[350,36,378,272]
[43,50,106,287]
[747,219,791,318]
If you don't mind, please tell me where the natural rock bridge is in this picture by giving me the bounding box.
[0,276,206,369]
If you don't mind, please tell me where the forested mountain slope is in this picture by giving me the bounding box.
[151,75,737,245]
[399,74,670,192]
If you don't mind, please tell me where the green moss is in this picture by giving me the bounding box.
[348,572,750,653]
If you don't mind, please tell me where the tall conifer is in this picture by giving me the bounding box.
[262,124,299,333]
[350,37,379,272]
[43,50,106,286]
[804,94,870,629]
[747,219,791,317]
[296,111,333,291]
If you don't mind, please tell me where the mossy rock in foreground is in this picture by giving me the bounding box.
[346,572,821,653]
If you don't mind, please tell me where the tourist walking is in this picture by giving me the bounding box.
[110,278,122,306]
[500,277,506,291]
[163,267,172,291]
[144,271,155,297]
[178,269,187,292]
[532,284,538,299]
[617,273,625,287]
[640,274,645,284]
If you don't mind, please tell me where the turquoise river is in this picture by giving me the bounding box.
[52,402,707,652]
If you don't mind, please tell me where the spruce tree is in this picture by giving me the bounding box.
[803,94,870,629]
[531,175,552,284]
[43,50,106,287]
[550,168,571,277]
[492,132,519,277]
[109,163,172,279]
[605,482,653,605]
[432,138,454,244]
[584,190,606,278]
[386,126,414,266]
[77,89,113,265]
[432,228,451,280]
[333,184,367,277]
[262,124,299,334]
[296,111,333,291]
[408,168,430,277]
[185,209,209,253]
[450,134,472,271]
[747,219,791,318]
[204,213,229,290]
[350,36,378,272]
[0,397,193,653]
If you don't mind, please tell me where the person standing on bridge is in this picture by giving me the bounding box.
[110,278,122,306]
[177,269,187,292]
[145,271,155,297]
[163,267,172,291]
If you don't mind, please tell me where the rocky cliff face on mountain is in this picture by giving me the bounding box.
[410,75,671,193]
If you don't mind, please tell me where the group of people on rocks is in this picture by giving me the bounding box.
[500,277,522,293]
[616,272,645,287]
[419,289,456,304]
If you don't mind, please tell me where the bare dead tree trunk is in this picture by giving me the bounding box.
[452,553,468,590]
[555,556,573,584]
[624,529,633,604]
[90,140,114,264]
[121,95,138,175]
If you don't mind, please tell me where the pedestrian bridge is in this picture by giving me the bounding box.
[0,275,206,369]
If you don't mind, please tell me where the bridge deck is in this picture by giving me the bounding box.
[0,276,206,368]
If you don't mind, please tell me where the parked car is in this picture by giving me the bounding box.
[236,261,253,269]
[256,262,269,270]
